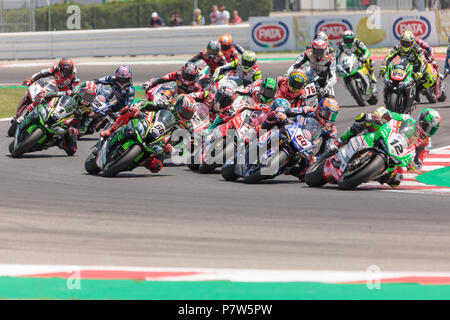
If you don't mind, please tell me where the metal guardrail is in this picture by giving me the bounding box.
[0,23,250,60]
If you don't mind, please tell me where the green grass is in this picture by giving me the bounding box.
[0,87,146,119]
[0,88,25,118]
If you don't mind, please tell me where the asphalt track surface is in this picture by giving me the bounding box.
[1,60,450,273]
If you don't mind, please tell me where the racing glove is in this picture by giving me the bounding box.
[101,128,113,139]
[68,127,79,136]
[414,72,423,81]
[379,66,387,77]
[23,79,34,86]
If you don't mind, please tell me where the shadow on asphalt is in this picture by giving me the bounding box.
[82,172,174,178]
[5,153,68,159]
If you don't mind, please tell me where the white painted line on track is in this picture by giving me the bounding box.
[1,263,450,283]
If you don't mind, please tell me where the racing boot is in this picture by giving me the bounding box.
[145,154,164,173]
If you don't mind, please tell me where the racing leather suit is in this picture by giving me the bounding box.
[94,76,135,111]
[147,70,203,95]
[261,105,338,180]
[29,65,80,92]
[34,92,92,155]
[286,48,337,99]
[416,38,438,71]
[215,59,262,88]
[101,100,189,173]
[236,79,275,105]
[274,77,308,108]
[188,50,227,74]
[336,38,376,83]
[221,41,245,63]
[338,107,431,187]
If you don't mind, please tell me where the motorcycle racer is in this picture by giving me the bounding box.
[33,81,97,155]
[94,65,135,110]
[416,37,438,71]
[444,35,450,75]
[260,97,340,180]
[219,33,245,63]
[275,70,309,108]
[336,106,441,187]
[379,31,429,85]
[305,31,335,55]
[336,30,376,84]
[286,39,337,99]
[100,95,196,173]
[22,57,80,92]
[213,51,262,88]
[188,40,227,74]
[235,77,278,105]
[144,62,203,95]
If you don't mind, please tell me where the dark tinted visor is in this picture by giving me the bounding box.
[313,47,326,59]
[289,77,305,90]
[400,39,413,48]
[221,44,232,51]
[182,71,197,82]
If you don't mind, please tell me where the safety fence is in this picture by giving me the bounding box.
[0,23,249,60]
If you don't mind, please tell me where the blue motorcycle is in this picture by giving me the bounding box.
[222,114,325,184]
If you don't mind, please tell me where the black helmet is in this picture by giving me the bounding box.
[215,86,234,111]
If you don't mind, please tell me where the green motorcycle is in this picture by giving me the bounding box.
[306,118,416,190]
[85,109,175,177]
[336,51,378,106]
[9,95,78,158]
[383,58,416,114]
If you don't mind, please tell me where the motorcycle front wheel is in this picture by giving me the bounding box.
[338,153,386,190]
[11,127,44,158]
[102,144,142,177]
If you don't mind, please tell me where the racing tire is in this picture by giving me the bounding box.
[348,78,366,106]
[438,91,447,102]
[387,92,399,113]
[243,151,288,184]
[11,127,43,158]
[221,164,239,181]
[102,144,142,177]
[7,121,18,138]
[338,154,386,190]
[367,93,378,105]
[198,162,218,174]
[85,152,101,175]
[423,89,437,104]
[305,159,327,188]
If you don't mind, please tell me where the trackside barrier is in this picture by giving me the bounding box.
[0,24,250,60]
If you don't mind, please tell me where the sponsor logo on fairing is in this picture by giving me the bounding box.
[393,16,431,40]
[252,21,289,48]
[315,19,353,41]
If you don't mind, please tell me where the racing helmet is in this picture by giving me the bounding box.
[77,81,97,106]
[418,108,441,138]
[311,39,328,61]
[315,31,329,42]
[316,97,339,123]
[241,51,257,72]
[181,62,199,82]
[342,30,355,48]
[288,70,307,93]
[270,98,290,113]
[115,65,132,89]
[219,33,233,52]
[260,77,278,103]
[207,40,221,57]
[58,57,74,78]
[215,86,235,112]
[175,95,196,122]
[400,31,415,53]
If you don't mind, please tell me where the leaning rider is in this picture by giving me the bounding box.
[336,106,441,187]
[100,95,196,173]
[336,30,376,85]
